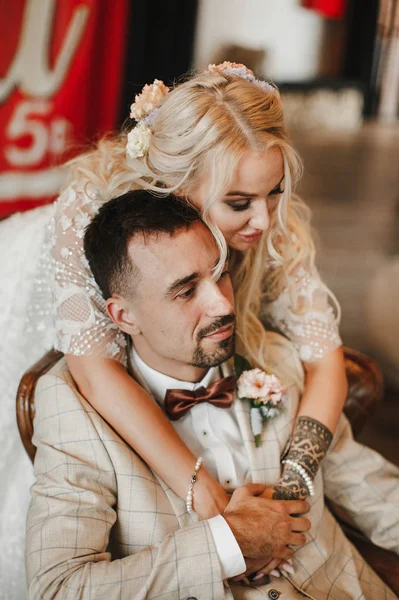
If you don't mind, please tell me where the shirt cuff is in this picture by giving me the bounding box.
[207,515,246,579]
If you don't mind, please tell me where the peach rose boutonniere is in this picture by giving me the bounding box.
[235,355,287,447]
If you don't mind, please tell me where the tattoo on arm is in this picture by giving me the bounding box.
[285,416,333,479]
[272,466,309,500]
[273,417,333,499]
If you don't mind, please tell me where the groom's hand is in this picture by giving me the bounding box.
[223,484,311,561]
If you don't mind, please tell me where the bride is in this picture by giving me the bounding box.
[0,63,347,598]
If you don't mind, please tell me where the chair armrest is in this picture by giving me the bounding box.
[16,349,63,462]
[343,347,384,437]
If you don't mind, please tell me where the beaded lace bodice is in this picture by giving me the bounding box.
[264,266,342,362]
[37,185,342,364]
[51,186,127,362]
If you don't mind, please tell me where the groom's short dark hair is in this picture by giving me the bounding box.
[84,189,201,300]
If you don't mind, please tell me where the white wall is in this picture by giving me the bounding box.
[194,0,324,82]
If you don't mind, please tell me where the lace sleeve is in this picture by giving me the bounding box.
[263,267,342,363]
[52,186,127,364]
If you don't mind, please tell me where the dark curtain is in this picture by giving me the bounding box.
[119,0,199,123]
[343,0,380,115]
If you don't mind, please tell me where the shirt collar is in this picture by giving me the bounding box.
[131,346,222,405]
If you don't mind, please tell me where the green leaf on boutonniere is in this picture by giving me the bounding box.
[234,354,252,379]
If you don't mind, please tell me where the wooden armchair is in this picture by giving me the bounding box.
[16,349,63,463]
[16,347,399,595]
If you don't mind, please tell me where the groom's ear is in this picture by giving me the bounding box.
[106,295,142,336]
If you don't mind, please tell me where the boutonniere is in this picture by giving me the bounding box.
[235,355,287,448]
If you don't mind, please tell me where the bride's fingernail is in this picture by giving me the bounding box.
[282,563,295,574]
[270,569,280,577]
[252,572,265,581]
[287,558,294,565]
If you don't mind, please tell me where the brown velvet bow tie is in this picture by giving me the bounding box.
[164,375,236,421]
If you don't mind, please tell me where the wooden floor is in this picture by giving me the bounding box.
[293,122,399,466]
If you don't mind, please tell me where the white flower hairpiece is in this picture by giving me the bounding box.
[126,79,169,160]
[207,61,277,94]
[126,122,152,159]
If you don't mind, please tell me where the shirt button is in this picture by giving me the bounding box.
[202,430,208,436]
[225,479,231,485]
[268,591,281,599]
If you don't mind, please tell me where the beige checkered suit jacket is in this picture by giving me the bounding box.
[26,340,399,599]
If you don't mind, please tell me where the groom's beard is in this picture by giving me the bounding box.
[190,315,236,368]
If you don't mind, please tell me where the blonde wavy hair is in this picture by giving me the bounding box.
[67,69,319,385]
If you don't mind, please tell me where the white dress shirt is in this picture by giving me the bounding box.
[131,346,247,579]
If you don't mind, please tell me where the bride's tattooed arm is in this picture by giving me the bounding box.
[273,416,333,500]
[273,466,309,500]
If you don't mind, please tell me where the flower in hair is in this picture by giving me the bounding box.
[142,107,160,128]
[207,61,277,94]
[208,61,254,78]
[126,122,152,159]
[130,79,169,121]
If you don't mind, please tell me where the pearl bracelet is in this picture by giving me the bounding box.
[282,459,315,497]
[186,457,203,513]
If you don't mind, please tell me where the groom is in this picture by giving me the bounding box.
[26,191,399,599]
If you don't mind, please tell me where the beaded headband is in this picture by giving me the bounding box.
[126,62,277,159]
[207,61,277,93]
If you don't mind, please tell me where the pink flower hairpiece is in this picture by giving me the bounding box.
[207,61,277,94]
[127,79,169,159]
[130,79,169,121]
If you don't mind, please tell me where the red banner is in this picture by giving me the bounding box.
[302,0,346,19]
[0,0,128,217]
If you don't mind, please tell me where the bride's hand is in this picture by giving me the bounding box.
[261,482,309,501]
[230,556,295,584]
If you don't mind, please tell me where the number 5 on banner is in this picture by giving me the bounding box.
[4,100,69,167]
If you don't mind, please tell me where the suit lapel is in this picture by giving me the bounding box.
[221,359,273,484]
[127,350,199,529]
[221,357,296,487]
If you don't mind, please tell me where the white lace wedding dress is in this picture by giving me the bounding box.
[0,204,54,600]
[0,186,341,599]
